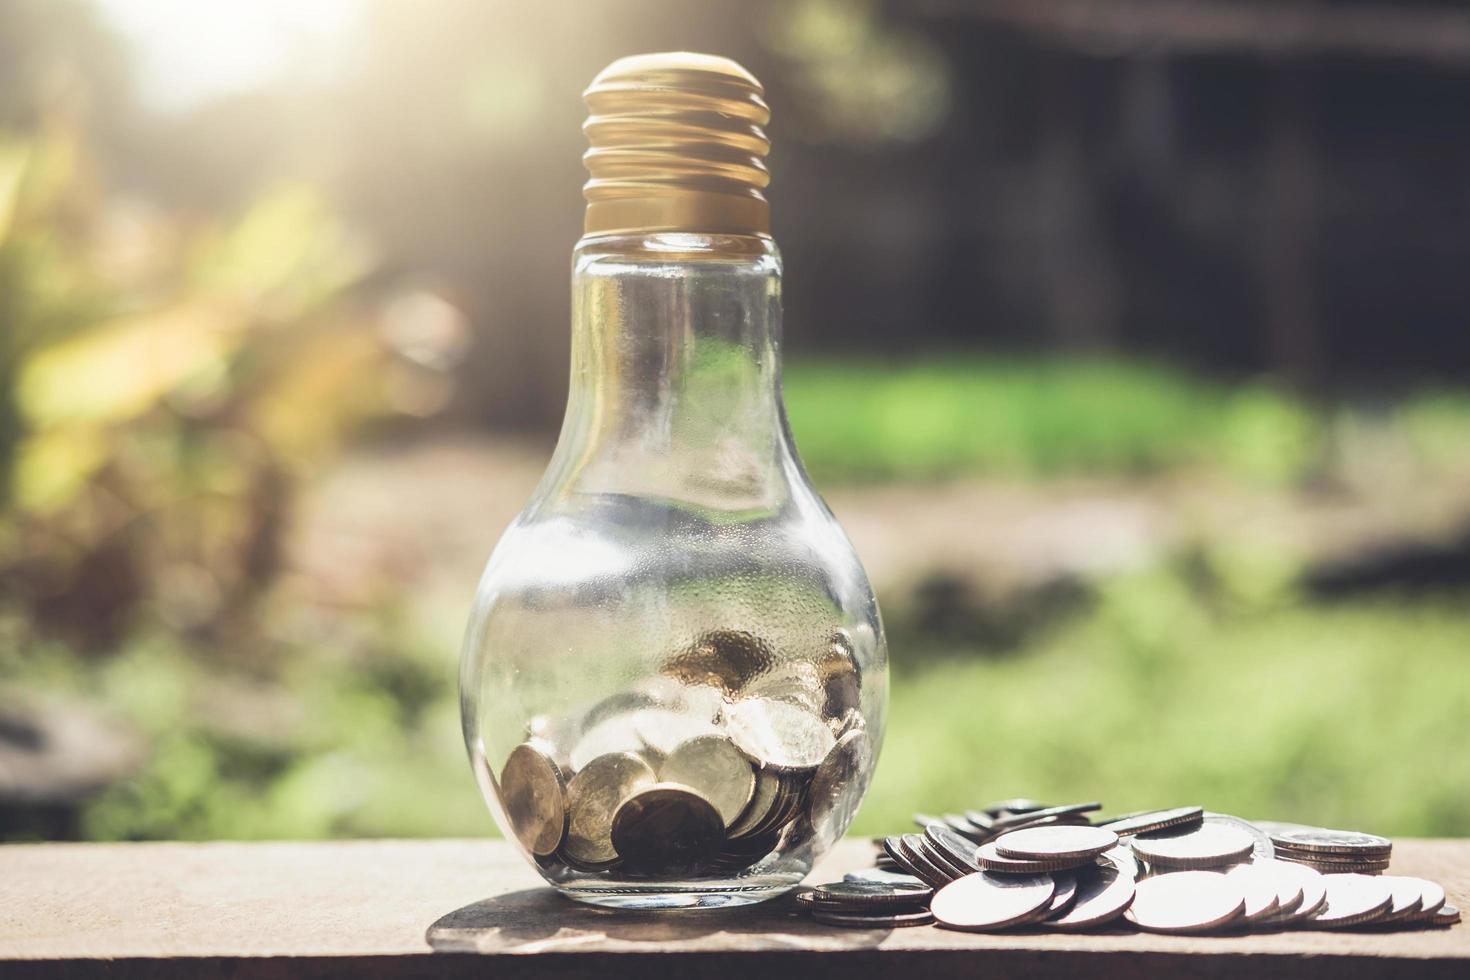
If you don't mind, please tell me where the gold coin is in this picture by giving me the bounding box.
[658,734,756,828]
[610,782,726,875]
[499,741,568,857]
[563,751,657,865]
[808,729,874,849]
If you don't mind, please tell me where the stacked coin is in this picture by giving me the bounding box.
[796,797,1457,935]
[1268,827,1394,874]
[795,879,935,928]
[498,629,870,879]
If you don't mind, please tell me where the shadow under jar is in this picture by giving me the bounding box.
[459,54,888,910]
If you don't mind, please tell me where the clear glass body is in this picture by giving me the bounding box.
[460,232,887,909]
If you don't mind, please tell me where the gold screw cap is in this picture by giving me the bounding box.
[582,52,771,237]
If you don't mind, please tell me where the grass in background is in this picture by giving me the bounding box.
[784,355,1470,485]
[857,573,1470,838]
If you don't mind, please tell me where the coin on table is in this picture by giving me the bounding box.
[1050,853,1137,931]
[725,698,836,771]
[563,751,658,865]
[609,782,725,874]
[931,871,1056,931]
[1044,870,1079,917]
[883,835,948,889]
[1100,806,1204,838]
[1223,863,1282,923]
[1430,905,1461,926]
[1271,827,1392,858]
[1234,859,1308,923]
[1375,876,1428,924]
[945,813,990,839]
[808,730,874,847]
[1301,873,1394,929]
[813,879,934,910]
[844,867,931,889]
[981,799,1052,817]
[975,840,1091,874]
[499,741,568,857]
[1131,823,1255,869]
[1408,879,1447,922]
[810,908,936,928]
[962,810,997,832]
[1203,813,1275,861]
[904,833,964,885]
[1261,860,1328,923]
[658,734,756,829]
[924,823,984,874]
[988,802,1102,834]
[995,825,1119,861]
[1127,871,1246,934]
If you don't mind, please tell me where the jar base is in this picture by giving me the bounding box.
[556,878,799,910]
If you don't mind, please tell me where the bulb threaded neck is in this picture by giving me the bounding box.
[582,52,771,237]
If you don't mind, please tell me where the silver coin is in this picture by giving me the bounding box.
[1376,876,1428,924]
[727,766,782,839]
[1127,870,1246,934]
[1277,853,1392,875]
[609,782,725,875]
[995,825,1119,861]
[569,714,647,772]
[1409,879,1448,922]
[632,708,721,759]
[810,908,935,928]
[945,813,990,840]
[962,810,997,832]
[1203,813,1275,861]
[844,867,930,889]
[657,734,755,828]
[931,871,1056,931]
[904,833,964,884]
[924,823,984,874]
[808,730,874,848]
[1045,870,1079,916]
[975,840,1092,874]
[813,879,933,910]
[988,801,1101,834]
[915,832,973,881]
[982,798,1052,817]
[887,835,952,889]
[1430,904,1460,926]
[1103,843,1142,881]
[1050,853,1137,931]
[1301,873,1394,929]
[1101,806,1204,838]
[725,698,836,771]
[741,661,826,716]
[1245,859,1317,924]
[499,741,568,857]
[563,751,657,865]
[1132,823,1255,869]
[1272,827,1392,857]
[1224,863,1282,922]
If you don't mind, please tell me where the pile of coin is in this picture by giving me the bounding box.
[795,797,1459,934]
[498,628,871,878]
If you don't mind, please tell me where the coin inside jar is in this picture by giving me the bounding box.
[609,782,725,875]
[563,751,657,866]
[1127,871,1246,934]
[657,734,756,829]
[499,741,567,857]
[995,825,1119,861]
[725,697,836,770]
[808,729,874,848]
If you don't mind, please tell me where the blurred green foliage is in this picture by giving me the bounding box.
[863,567,1470,838]
[785,357,1470,485]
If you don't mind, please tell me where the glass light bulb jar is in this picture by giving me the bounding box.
[459,53,887,910]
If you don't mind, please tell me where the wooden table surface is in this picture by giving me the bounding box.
[1,837,1466,979]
